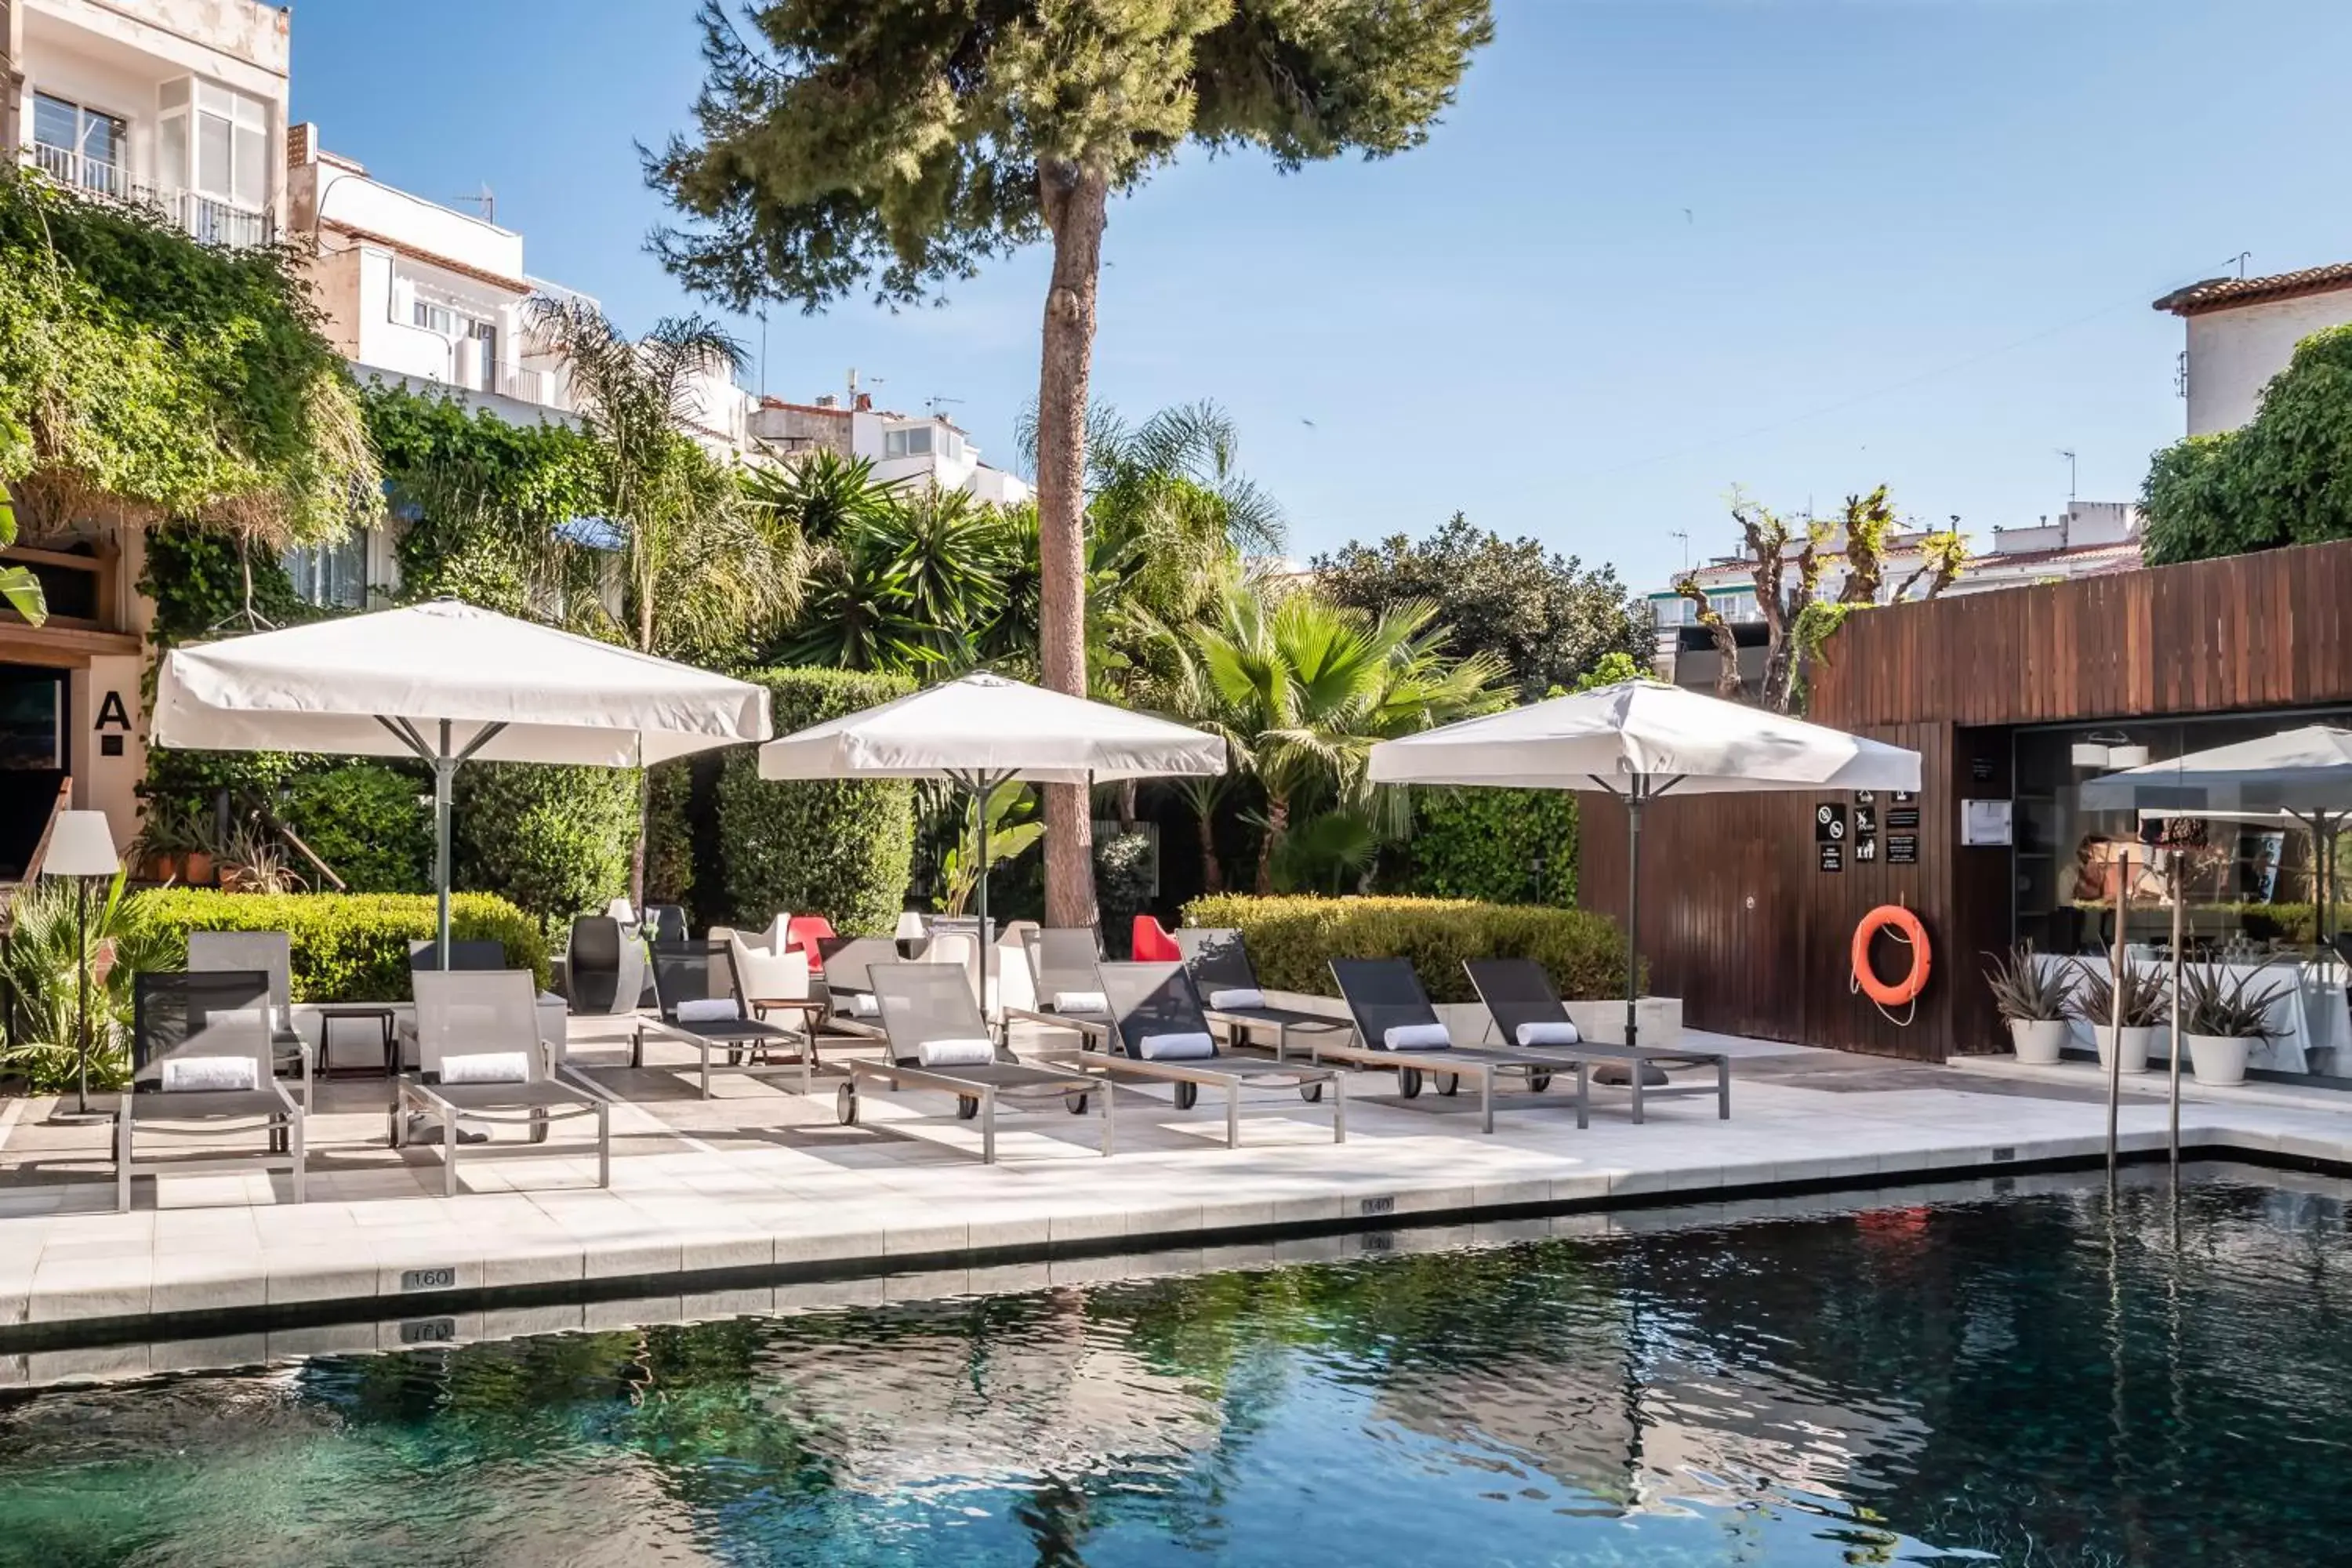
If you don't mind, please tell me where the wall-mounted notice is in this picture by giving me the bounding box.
[1962,799,2013,847]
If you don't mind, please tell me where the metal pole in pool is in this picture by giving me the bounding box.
[2107,845,2128,1181]
[2167,849,2183,1171]
[1624,782,1643,1052]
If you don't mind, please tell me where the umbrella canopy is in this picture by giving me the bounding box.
[1367,681,1922,1051]
[2079,725,2352,815]
[759,670,1225,784]
[1367,680,1922,794]
[153,600,772,956]
[154,599,771,768]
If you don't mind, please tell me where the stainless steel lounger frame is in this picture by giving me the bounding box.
[1083,962,1346,1148]
[633,938,825,1098]
[1002,927,1114,1047]
[1323,957,1596,1135]
[1464,958,1731,1123]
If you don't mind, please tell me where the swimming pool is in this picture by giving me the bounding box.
[2,1170,2346,1566]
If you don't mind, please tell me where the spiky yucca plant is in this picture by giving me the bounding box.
[0,873,177,1092]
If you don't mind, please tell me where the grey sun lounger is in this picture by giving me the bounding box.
[633,939,825,1097]
[1464,959,1731,1123]
[398,970,610,1197]
[1003,927,1114,1047]
[1081,962,1345,1148]
[837,963,1112,1163]
[119,969,306,1212]
[1323,957,1591,1135]
[814,936,903,1038]
[1174,927,1354,1058]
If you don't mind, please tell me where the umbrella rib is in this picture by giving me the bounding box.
[377,716,434,764]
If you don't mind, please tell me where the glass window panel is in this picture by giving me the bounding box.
[160,114,188,187]
[82,113,122,167]
[196,112,232,196]
[233,123,266,205]
[32,93,76,151]
[195,79,230,116]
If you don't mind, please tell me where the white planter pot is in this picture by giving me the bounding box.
[2187,1033,2252,1087]
[2008,1018,2069,1065]
[2092,1024,2154,1076]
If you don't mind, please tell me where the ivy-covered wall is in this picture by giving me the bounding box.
[1400,786,1578,907]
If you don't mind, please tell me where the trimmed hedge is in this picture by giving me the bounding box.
[132,889,549,1000]
[716,668,915,935]
[281,763,431,894]
[454,761,639,927]
[1404,787,1577,906]
[1180,894,1632,1004]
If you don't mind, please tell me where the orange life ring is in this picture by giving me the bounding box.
[1853,906,1931,1007]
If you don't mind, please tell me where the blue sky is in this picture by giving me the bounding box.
[290,1,2352,595]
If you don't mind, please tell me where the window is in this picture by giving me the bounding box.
[282,532,369,610]
[1711,590,1760,622]
[30,93,125,194]
[158,78,267,208]
[412,299,457,335]
[885,426,935,459]
[1651,597,1690,627]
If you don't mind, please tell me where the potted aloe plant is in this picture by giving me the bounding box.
[2180,965,2287,1087]
[1984,946,2073,1064]
[2069,956,2166,1075]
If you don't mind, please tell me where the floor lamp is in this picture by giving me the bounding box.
[42,810,120,1123]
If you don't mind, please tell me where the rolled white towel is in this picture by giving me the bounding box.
[843,993,880,1018]
[918,1036,996,1068]
[1138,1030,1215,1061]
[160,1055,259,1093]
[1052,990,1109,1015]
[1207,988,1265,1011]
[675,997,742,1023]
[440,1051,531,1085]
[1383,1022,1452,1051]
[1516,1020,1581,1047]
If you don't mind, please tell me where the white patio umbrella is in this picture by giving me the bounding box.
[2077,724,2352,1166]
[1368,680,1922,1050]
[152,599,773,959]
[758,671,1225,975]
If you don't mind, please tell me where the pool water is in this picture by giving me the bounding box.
[3,1172,2349,1566]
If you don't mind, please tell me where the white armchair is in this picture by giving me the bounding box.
[717,924,811,1002]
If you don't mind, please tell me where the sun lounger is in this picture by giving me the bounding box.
[633,938,824,1096]
[1002,927,1115,1047]
[397,969,609,1196]
[837,962,1111,1163]
[1173,927,1354,1059]
[118,969,306,1212]
[815,936,902,1036]
[1083,961,1344,1147]
[1464,958,1730,1123]
[185,931,311,1141]
[1322,957,1590,1134]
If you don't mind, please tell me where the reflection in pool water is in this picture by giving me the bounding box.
[2,1174,2348,1566]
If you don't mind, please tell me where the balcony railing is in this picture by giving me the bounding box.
[20,144,272,249]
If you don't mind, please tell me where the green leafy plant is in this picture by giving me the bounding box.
[1093,830,1156,951]
[1272,809,1381,895]
[453,762,641,931]
[280,764,430,894]
[0,871,174,1092]
[938,781,1043,918]
[217,820,305,895]
[1984,945,2073,1022]
[1403,788,1577,906]
[1181,893,1632,1005]
[2180,965,2289,1039]
[713,668,916,934]
[2143,324,2352,564]
[0,488,45,622]
[132,888,547,1000]
[2069,956,2169,1029]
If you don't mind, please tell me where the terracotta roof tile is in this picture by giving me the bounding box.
[2152,263,2352,316]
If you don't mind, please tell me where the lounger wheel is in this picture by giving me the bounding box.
[1529,1070,1552,1094]
[836,1083,858,1125]
[1299,1081,1323,1103]
[1399,1067,1423,1098]
[1174,1081,1199,1111]
[1437,1073,1461,1097]
[957,1095,981,1120]
[1065,1091,1090,1115]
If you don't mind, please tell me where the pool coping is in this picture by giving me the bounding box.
[5,1126,2339,1360]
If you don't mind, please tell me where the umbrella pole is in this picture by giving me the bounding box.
[434,721,455,968]
[1624,782,1644,1052]
[2168,851,2183,1171]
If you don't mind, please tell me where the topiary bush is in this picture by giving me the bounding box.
[715,667,915,934]
[1179,894,1631,1004]
[132,889,548,1000]
[280,763,430,894]
[1403,787,1577,906]
[453,761,639,929]
[1094,831,1155,956]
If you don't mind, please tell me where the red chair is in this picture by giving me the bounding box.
[1131,913,1181,963]
[786,915,838,972]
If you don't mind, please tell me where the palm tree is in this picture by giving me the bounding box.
[1192,583,1508,894]
[527,297,808,900]
[742,448,894,545]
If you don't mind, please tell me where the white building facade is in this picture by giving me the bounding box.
[4,0,285,248]
[2154,263,2352,436]
[749,395,1032,506]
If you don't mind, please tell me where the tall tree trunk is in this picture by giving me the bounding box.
[1196,811,1224,895]
[1254,793,1288,895]
[1036,158,1109,933]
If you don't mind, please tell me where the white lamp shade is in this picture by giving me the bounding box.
[42,811,120,877]
[2106,744,2151,768]
[2071,742,2111,768]
[894,910,927,942]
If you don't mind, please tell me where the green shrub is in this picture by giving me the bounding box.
[1179,893,1632,1004]
[1095,831,1155,955]
[1404,787,1577,906]
[131,889,549,1000]
[281,763,430,894]
[453,761,639,927]
[715,667,914,934]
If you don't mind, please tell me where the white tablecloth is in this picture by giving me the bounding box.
[2034,953,2350,1073]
